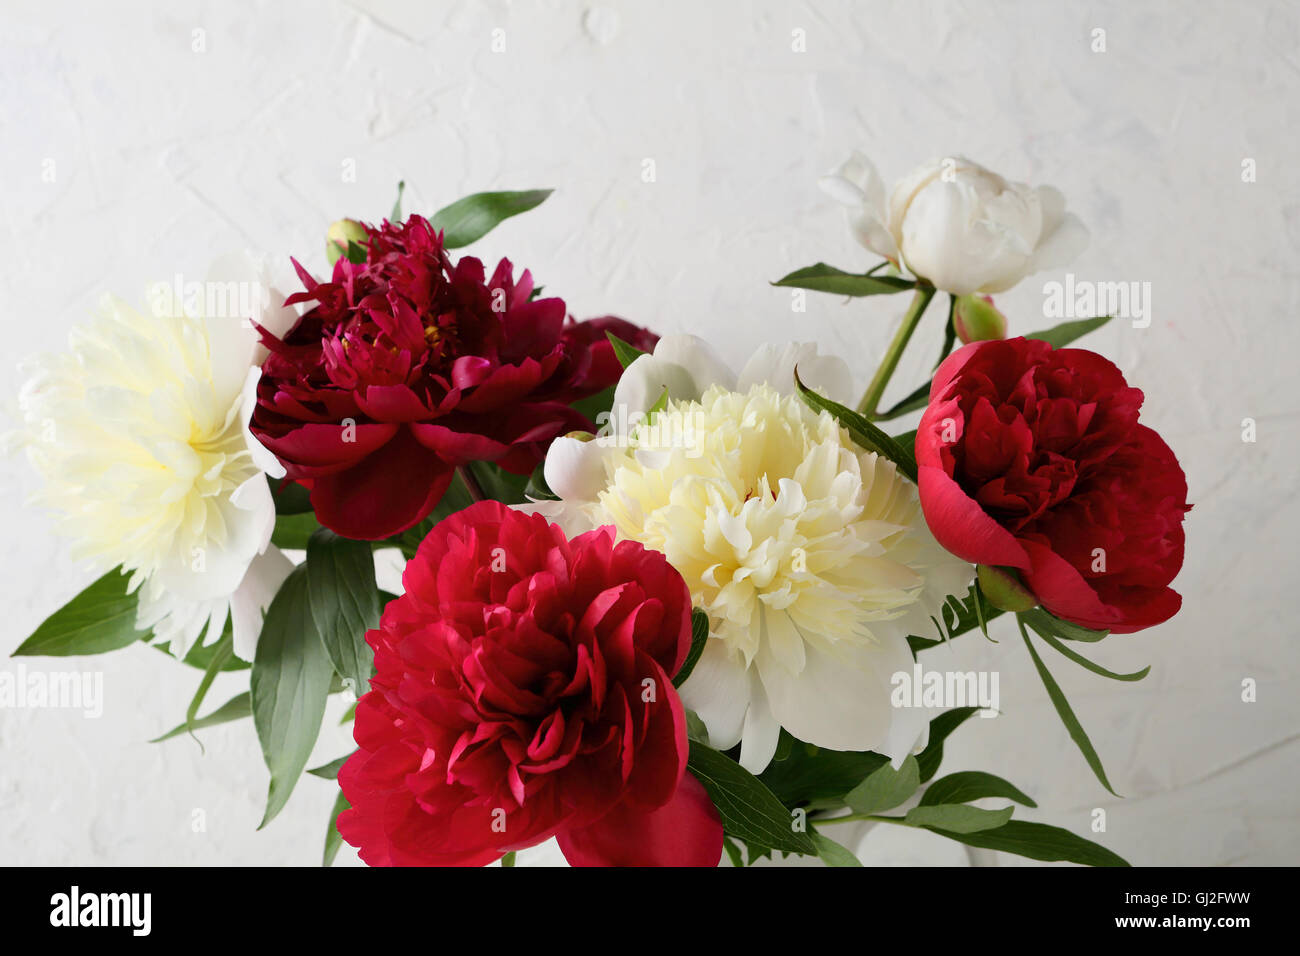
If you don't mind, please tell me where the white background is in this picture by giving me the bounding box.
[1,0,1297,866]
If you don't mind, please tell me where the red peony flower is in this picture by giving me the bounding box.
[249,216,657,539]
[337,500,723,867]
[916,337,1190,633]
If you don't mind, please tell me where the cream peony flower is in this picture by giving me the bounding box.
[14,255,299,660]
[536,336,972,772]
[820,153,1088,296]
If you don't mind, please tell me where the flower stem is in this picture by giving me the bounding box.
[457,464,487,502]
[501,851,516,867]
[856,286,936,418]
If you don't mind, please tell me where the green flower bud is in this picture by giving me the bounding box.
[326,218,368,266]
[953,294,1007,344]
[976,564,1038,613]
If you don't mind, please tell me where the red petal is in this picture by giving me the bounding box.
[556,771,722,867]
[311,427,454,539]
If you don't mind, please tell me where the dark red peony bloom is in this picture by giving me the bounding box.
[916,337,1190,633]
[337,500,723,867]
[250,216,657,539]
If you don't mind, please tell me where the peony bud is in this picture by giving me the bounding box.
[976,564,1038,613]
[325,218,368,266]
[953,295,1007,344]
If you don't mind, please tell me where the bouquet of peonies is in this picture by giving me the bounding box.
[11,157,1189,867]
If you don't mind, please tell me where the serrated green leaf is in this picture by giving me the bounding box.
[1020,620,1119,796]
[810,830,863,866]
[923,820,1130,867]
[151,692,251,742]
[920,771,1037,808]
[323,790,349,867]
[673,609,709,688]
[430,189,553,248]
[605,330,648,370]
[1025,315,1113,349]
[771,263,915,296]
[916,707,981,782]
[14,568,149,658]
[252,566,335,828]
[844,756,920,814]
[687,741,815,856]
[794,370,917,481]
[905,803,1014,833]
[306,530,380,696]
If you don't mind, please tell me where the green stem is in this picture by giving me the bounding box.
[856,286,936,418]
[501,851,516,867]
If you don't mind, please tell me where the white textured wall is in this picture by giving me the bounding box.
[2,0,1297,866]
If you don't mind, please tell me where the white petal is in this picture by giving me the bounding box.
[679,637,751,751]
[241,366,285,479]
[738,342,855,404]
[229,545,296,661]
[543,436,611,503]
[737,678,782,773]
[1030,209,1090,275]
[757,634,903,756]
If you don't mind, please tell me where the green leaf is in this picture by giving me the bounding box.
[182,628,234,748]
[430,189,553,248]
[758,739,888,806]
[306,530,380,696]
[151,692,251,742]
[810,830,863,866]
[908,588,1004,654]
[1020,606,1109,642]
[794,370,917,481]
[673,609,710,688]
[771,263,915,297]
[920,771,1037,808]
[923,820,1130,867]
[252,566,336,828]
[722,836,745,868]
[323,790,350,867]
[14,568,149,657]
[1025,315,1113,349]
[269,476,314,515]
[1020,620,1119,796]
[844,756,919,814]
[307,753,353,780]
[153,635,250,672]
[684,709,710,743]
[524,461,559,502]
[904,803,1014,833]
[466,461,529,504]
[1037,630,1149,681]
[571,384,616,426]
[687,740,816,856]
[389,180,406,222]
[271,511,322,550]
[605,330,648,369]
[916,707,981,782]
[875,382,931,422]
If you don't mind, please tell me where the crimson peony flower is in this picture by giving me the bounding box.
[249,216,656,539]
[916,337,1190,633]
[337,500,724,867]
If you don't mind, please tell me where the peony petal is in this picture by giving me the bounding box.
[916,464,1030,568]
[678,637,751,752]
[556,771,722,867]
[738,342,855,405]
[311,427,455,539]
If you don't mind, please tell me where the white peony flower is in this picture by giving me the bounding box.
[536,336,972,772]
[14,254,299,660]
[820,153,1088,296]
